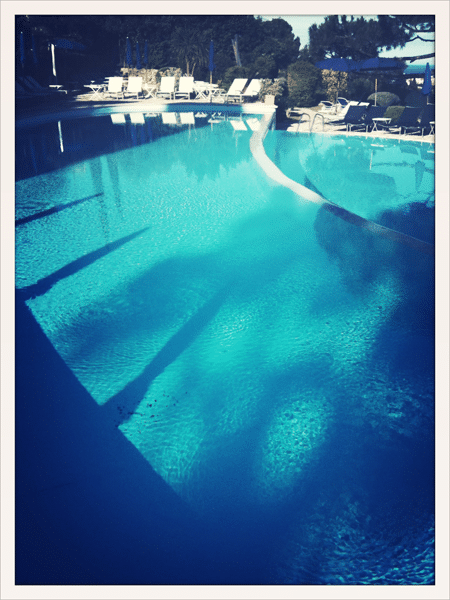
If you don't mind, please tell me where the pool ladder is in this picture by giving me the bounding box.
[310,112,326,133]
[289,111,311,133]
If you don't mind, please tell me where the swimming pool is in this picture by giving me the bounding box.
[15,108,435,585]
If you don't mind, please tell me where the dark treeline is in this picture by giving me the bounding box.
[15,15,300,85]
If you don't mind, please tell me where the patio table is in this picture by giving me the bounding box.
[83,82,105,100]
[372,117,391,131]
[143,84,158,99]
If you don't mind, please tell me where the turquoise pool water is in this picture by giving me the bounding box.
[15,111,435,584]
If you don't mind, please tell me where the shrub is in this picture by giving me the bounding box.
[258,78,287,101]
[367,92,400,107]
[383,106,405,122]
[286,60,322,108]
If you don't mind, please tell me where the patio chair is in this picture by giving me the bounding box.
[420,104,435,136]
[336,97,349,110]
[156,76,176,100]
[327,105,367,130]
[124,77,143,99]
[347,105,387,132]
[241,79,261,102]
[376,106,422,135]
[225,78,248,103]
[318,100,335,114]
[104,77,124,99]
[174,77,194,100]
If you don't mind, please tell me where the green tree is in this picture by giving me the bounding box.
[170,26,210,77]
[377,15,435,61]
[308,15,383,62]
[307,15,435,64]
[286,60,322,107]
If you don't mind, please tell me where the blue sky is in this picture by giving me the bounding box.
[259,15,435,65]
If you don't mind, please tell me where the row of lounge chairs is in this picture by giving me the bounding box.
[85,76,261,103]
[328,104,435,136]
[288,102,434,137]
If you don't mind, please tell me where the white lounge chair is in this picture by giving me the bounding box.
[157,76,176,100]
[175,77,194,100]
[104,77,124,99]
[225,78,248,103]
[318,100,335,113]
[242,79,261,102]
[124,76,143,99]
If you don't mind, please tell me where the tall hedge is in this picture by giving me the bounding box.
[286,61,322,107]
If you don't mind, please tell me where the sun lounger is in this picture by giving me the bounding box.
[376,106,422,135]
[318,100,335,113]
[124,77,143,100]
[417,104,435,136]
[242,79,261,102]
[174,77,194,100]
[327,105,367,130]
[157,76,176,100]
[104,77,124,99]
[347,105,387,132]
[225,79,248,103]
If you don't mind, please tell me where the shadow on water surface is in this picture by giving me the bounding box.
[102,285,230,424]
[17,226,149,301]
[15,290,256,585]
[15,192,104,226]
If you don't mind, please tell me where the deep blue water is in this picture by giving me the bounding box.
[15,110,435,585]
